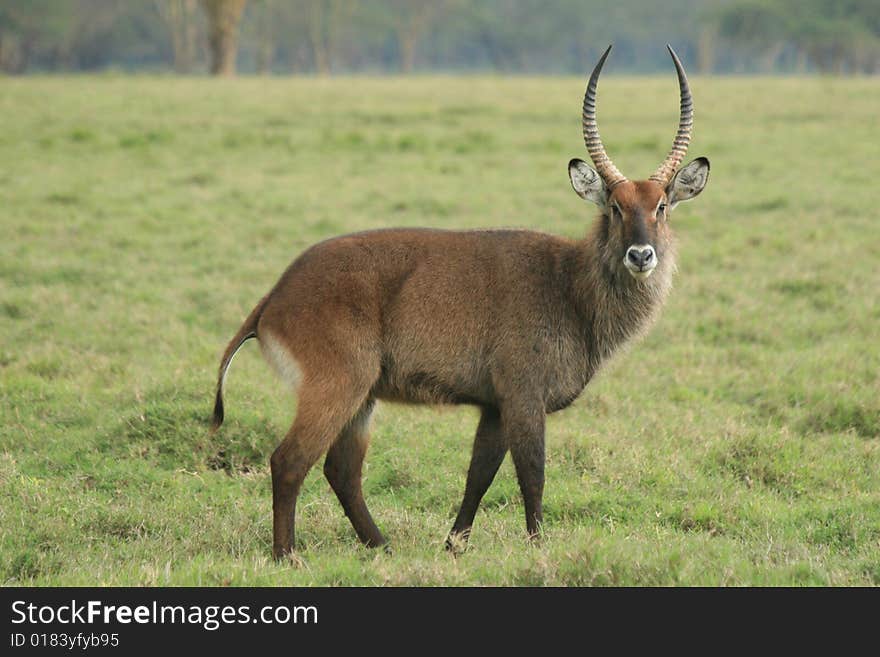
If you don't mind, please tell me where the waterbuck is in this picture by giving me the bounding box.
[212,45,710,558]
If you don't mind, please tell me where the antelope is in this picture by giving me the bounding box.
[212,44,710,558]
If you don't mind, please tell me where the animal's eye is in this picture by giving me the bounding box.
[658,203,667,215]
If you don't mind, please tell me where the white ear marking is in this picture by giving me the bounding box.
[667,157,710,208]
[568,158,607,207]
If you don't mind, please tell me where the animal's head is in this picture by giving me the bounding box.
[568,45,710,281]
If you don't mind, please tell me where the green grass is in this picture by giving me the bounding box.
[1,75,878,586]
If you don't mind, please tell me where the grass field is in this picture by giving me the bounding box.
[0,75,878,586]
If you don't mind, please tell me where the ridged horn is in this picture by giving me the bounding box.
[582,44,627,189]
[650,45,694,186]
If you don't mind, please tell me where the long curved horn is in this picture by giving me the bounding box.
[650,45,694,186]
[582,45,627,189]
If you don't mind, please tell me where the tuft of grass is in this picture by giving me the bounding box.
[800,402,879,439]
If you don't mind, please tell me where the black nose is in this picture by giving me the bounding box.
[627,246,654,269]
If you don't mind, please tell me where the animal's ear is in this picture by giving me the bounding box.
[568,158,606,206]
[666,157,710,208]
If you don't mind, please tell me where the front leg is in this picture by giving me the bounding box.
[502,404,546,539]
[447,406,507,550]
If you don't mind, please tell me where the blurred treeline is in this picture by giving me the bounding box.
[0,0,878,75]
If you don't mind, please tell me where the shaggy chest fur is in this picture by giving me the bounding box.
[547,250,675,411]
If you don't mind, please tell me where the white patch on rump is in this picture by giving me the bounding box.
[259,331,303,391]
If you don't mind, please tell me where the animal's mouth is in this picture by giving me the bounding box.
[623,254,657,280]
[626,266,655,280]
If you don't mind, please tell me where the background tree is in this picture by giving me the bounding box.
[696,24,717,74]
[302,0,354,75]
[715,1,789,72]
[155,0,200,73]
[250,0,276,74]
[0,0,50,72]
[0,0,121,72]
[388,0,449,73]
[712,0,880,73]
[200,0,246,75]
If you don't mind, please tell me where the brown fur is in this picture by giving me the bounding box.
[213,176,685,557]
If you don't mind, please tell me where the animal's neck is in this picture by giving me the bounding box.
[571,224,676,369]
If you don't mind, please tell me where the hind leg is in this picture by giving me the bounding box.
[270,384,371,559]
[323,398,386,547]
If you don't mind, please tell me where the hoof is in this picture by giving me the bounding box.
[445,530,470,555]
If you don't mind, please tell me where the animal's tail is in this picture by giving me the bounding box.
[211,295,270,432]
